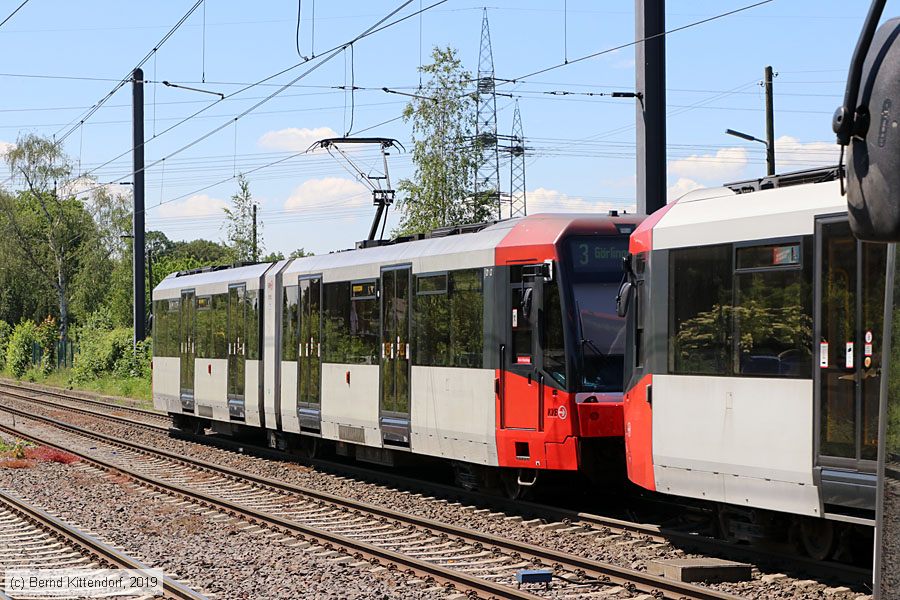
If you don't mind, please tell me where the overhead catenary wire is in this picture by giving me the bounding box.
[99,0,448,218]
[505,0,775,83]
[53,0,206,146]
[0,0,30,29]
[71,0,447,196]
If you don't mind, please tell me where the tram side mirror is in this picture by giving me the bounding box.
[839,17,900,240]
[616,281,633,319]
[520,287,534,320]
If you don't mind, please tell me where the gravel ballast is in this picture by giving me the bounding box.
[0,391,876,600]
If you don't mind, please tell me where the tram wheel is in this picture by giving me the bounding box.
[299,436,319,460]
[797,517,835,561]
[499,469,532,501]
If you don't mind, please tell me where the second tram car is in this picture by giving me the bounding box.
[153,213,641,495]
[621,167,878,558]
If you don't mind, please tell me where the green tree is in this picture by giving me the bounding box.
[289,248,314,259]
[2,134,99,345]
[223,173,261,262]
[396,46,489,235]
[171,238,232,264]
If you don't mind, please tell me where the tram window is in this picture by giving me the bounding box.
[210,294,228,358]
[512,286,533,365]
[733,269,811,377]
[246,290,261,360]
[669,245,733,375]
[196,295,212,358]
[415,276,450,367]
[152,301,164,355]
[282,285,298,361]
[414,269,484,368]
[323,281,379,364]
[449,269,483,368]
[417,274,448,294]
[163,299,180,357]
[542,279,566,385]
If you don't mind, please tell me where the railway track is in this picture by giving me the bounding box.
[0,486,207,600]
[0,400,743,600]
[0,381,872,591]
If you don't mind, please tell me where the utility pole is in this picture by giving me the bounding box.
[252,203,258,262]
[764,65,775,176]
[132,68,146,344]
[635,0,666,215]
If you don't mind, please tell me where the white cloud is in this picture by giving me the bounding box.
[668,146,749,182]
[774,135,840,170]
[158,194,228,218]
[527,187,635,214]
[257,127,340,152]
[0,140,13,157]
[667,177,704,201]
[62,176,127,199]
[284,177,370,211]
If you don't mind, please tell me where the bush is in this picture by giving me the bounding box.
[5,320,38,378]
[72,323,150,383]
[72,327,128,382]
[35,316,57,375]
[114,336,152,379]
[0,320,11,370]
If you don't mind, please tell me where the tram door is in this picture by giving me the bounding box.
[227,285,246,420]
[380,266,411,447]
[501,266,542,431]
[297,277,322,432]
[179,290,196,412]
[816,218,887,473]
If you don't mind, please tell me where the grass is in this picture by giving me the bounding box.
[4,367,153,409]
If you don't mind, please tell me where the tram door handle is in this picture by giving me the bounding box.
[537,372,545,431]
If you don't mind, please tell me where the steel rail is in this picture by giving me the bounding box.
[3,383,872,588]
[0,487,208,600]
[0,380,163,419]
[0,401,742,600]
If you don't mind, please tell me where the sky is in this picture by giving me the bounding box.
[0,0,894,256]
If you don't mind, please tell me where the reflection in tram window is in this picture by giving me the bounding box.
[282,286,298,361]
[733,269,811,377]
[669,244,733,375]
[413,269,484,368]
[323,281,378,364]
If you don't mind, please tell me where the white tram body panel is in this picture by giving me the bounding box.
[153,263,273,428]
[152,356,180,413]
[626,178,857,519]
[651,375,820,516]
[410,366,497,465]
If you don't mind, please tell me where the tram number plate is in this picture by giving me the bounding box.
[819,342,829,368]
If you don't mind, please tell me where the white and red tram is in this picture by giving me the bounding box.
[152,213,641,494]
[621,167,879,557]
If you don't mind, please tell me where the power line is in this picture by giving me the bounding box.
[73,0,446,191]
[0,0,30,29]
[505,0,775,83]
[78,0,446,210]
[53,0,206,146]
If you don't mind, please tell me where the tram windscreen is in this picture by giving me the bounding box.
[565,236,628,392]
[572,283,625,391]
